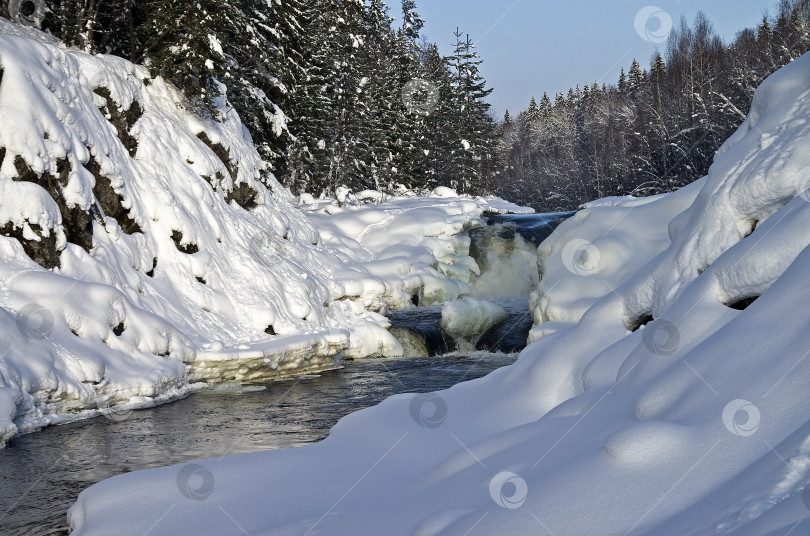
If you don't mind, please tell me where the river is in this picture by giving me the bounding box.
[0,352,517,535]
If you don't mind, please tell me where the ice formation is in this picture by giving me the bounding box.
[439,298,508,351]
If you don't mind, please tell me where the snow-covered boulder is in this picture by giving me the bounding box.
[529,178,703,339]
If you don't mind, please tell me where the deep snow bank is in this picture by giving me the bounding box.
[70,52,810,536]
[528,178,703,340]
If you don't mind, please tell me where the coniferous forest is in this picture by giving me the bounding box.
[2,0,809,208]
[497,0,810,210]
[0,0,496,196]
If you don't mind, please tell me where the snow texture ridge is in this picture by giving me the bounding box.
[69,51,810,536]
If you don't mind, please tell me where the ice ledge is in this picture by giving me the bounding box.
[190,330,349,384]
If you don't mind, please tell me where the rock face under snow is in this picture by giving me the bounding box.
[0,20,360,442]
[69,52,810,536]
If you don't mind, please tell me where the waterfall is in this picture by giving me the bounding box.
[387,211,574,355]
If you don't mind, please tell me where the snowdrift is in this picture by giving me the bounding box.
[0,22,528,443]
[529,177,703,340]
[70,52,810,535]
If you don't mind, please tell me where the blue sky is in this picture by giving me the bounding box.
[400,0,781,116]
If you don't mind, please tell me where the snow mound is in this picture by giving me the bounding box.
[529,178,703,337]
[69,52,810,536]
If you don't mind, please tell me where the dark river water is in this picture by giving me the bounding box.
[0,352,517,535]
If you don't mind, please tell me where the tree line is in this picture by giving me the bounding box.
[1,0,496,196]
[5,1,810,208]
[496,0,810,211]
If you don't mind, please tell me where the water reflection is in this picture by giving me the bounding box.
[0,353,516,535]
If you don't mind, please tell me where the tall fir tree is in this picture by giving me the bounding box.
[228,0,311,177]
[285,0,341,193]
[326,0,371,193]
[394,0,432,188]
[447,29,495,193]
[418,43,456,189]
[359,0,399,189]
[401,0,423,41]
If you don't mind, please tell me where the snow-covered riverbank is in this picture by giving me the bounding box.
[0,22,530,444]
[1,352,518,535]
[70,50,810,535]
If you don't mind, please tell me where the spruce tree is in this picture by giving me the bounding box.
[447,29,495,193]
[286,0,341,193]
[525,96,541,124]
[227,0,312,176]
[394,0,434,189]
[139,0,232,116]
[401,0,424,41]
[418,42,456,189]
[539,92,552,117]
[328,0,371,193]
[359,0,399,189]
